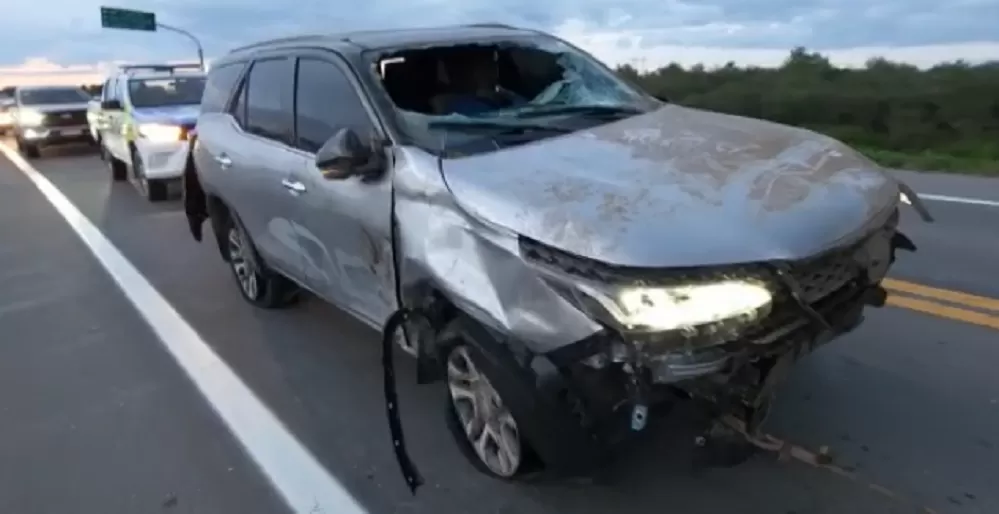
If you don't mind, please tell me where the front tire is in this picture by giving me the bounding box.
[130,147,168,202]
[444,344,531,479]
[223,216,299,309]
[17,138,40,159]
[103,144,127,181]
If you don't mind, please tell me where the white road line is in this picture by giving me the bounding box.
[917,193,999,208]
[0,145,368,514]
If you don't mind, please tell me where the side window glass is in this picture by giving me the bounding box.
[244,58,293,144]
[294,57,375,153]
[101,78,113,101]
[116,78,127,103]
[201,62,245,114]
[229,78,247,127]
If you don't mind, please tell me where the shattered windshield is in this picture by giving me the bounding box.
[374,36,660,156]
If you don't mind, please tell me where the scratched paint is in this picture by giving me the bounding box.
[440,104,900,268]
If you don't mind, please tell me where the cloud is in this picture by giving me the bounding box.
[1,0,997,86]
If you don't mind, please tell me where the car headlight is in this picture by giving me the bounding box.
[18,109,45,126]
[582,280,773,332]
[138,123,182,142]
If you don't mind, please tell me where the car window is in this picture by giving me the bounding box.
[294,57,375,153]
[116,78,128,103]
[244,58,293,144]
[229,78,247,126]
[101,78,114,101]
[202,62,245,114]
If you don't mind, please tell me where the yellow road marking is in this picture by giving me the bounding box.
[883,278,999,313]
[886,294,999,331]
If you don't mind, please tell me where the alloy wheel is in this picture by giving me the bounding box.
[227,227,260,300]
[446,346,522,477]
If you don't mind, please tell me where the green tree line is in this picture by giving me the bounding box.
[617,47,999,174]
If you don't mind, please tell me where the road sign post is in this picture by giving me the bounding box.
[99,6,205,71]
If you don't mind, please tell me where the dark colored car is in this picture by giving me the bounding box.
[12,85,93,158]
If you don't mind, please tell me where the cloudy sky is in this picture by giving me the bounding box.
[1,0,998,86]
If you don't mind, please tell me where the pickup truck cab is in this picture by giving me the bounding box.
[11,85,93,158]
[94,63,205,202]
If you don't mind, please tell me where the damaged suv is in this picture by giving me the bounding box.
[183,24,931,488]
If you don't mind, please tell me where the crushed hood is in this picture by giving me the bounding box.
[440,104,900,268]
[132,104,200,126]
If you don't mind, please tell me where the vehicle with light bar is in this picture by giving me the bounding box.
[11,85,93,158]
[93,63,205,202]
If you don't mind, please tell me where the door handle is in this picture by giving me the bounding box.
[281,179,306,194]
[215,153,232,169]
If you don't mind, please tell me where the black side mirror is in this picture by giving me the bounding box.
[315,128,382,180]
[101,99,122,110]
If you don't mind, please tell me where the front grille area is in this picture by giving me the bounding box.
[520,225,888,344]
[42,109,87,128]
[781,243,861,304]
[519,233,867,296]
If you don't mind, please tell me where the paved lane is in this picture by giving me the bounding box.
[7,144,999,514]
[0,153,289,514]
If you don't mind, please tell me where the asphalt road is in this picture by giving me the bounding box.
[1,142,997,514]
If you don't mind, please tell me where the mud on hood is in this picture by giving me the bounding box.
[440,104,900,268]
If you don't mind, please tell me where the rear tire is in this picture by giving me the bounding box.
[223,214,300,309]
[146,178,168,202]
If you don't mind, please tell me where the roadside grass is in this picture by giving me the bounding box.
[858,147,999,176]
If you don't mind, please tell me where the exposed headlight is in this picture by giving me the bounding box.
[18,109,45,126]
[585,280,773,332]
[138,123,182,142]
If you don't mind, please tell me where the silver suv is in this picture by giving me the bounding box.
[183,24,931,489]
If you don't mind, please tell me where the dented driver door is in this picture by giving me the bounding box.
[288,53,398,328]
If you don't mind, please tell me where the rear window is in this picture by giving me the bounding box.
[201,62,246,114]
[18,88,90,105]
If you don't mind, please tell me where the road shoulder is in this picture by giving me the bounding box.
[0,154,289,514]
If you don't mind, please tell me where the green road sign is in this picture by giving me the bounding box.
[100,6,156,31]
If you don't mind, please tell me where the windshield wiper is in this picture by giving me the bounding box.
[426,119,572,134]
[515,104,646,119]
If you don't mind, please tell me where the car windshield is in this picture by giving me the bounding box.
[128,76,206,108]
[372,35,661,157]
[18,88,90,105]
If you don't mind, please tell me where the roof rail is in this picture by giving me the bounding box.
[228,34,325,54]
[118,63,204,75]
[463,22,517,30]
